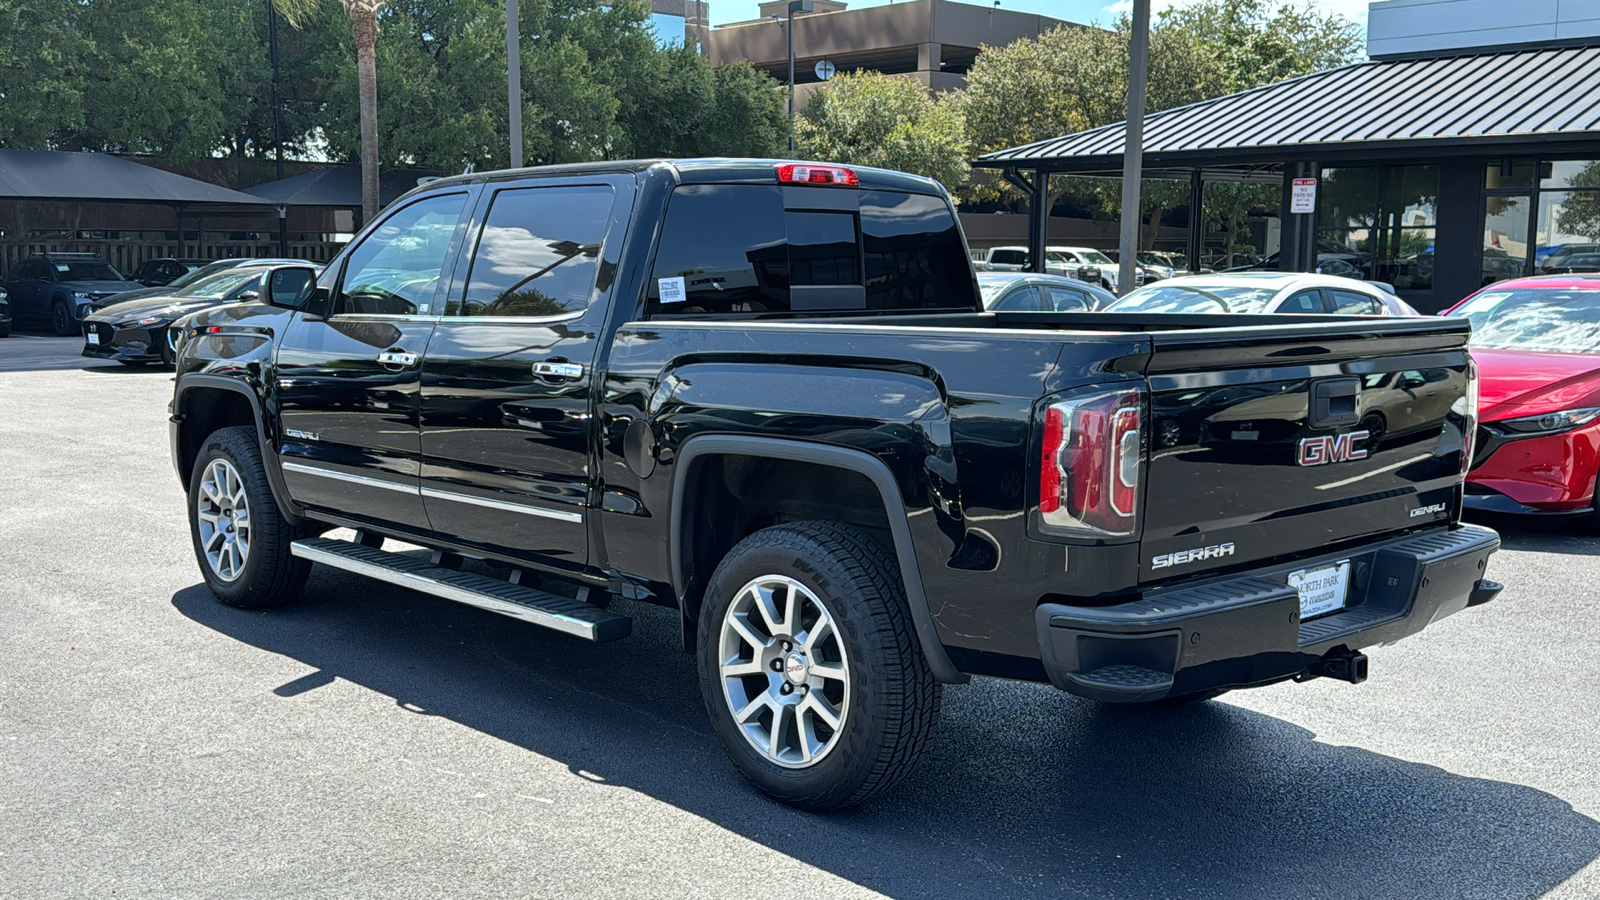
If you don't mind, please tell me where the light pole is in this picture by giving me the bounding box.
[1116,0,1151,295]
[507,0,523,168]
[786,0,813,153]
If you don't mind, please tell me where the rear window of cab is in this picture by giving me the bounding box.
[644,184,978,317]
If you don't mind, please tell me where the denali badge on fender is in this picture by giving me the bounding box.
[1151,542,1236,569]
[1297,430,1370,466]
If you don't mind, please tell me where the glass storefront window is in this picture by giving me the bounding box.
[1540,160,1600,190]
[1317,165,1437,290]
[1486,161,1538,190]
[1482,195,1531,287]
[1536,189,1600,273]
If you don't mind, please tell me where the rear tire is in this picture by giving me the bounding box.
[697,521,941,811]
[188,426,310,608]
[51,301,74,336]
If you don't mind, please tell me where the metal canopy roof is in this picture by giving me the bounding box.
[976,44,1600,175]
[0,149,268,205]
[243,165,435,208]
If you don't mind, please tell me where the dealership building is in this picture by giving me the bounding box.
[976,0,1600,312]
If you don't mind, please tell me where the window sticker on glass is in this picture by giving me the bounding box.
[57,265,70,272]
[658,276,686,304]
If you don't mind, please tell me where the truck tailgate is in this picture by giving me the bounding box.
[1135,319,1474,583]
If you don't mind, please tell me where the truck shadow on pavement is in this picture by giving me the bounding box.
[173,571,1600,900]
[1465,512,1598,557]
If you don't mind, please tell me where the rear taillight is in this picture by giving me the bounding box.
[775,163,859,186]
[1038,386,1144,538]
[1459,358,1480,475]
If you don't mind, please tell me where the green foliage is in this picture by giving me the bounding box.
[0,0,88,148]
[0,0,782,171]
[795,72,969,193]
[1157,0,1363,94]
[1556,162,1600,242]
[304,0,784,170]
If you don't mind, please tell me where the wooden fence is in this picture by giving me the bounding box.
[1,238,344,280]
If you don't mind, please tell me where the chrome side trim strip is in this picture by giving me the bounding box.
[420,485,584,523]
[281,461,420,495]
[288,541,602,639]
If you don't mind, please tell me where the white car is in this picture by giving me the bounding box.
[1048,246,1144,294]
[1104,272,1419,316]
[972,245,1140,294]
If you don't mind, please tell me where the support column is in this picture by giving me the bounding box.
[1280,162,1319,273]
[1030,171,1048,274]
[1187,169,1204,274]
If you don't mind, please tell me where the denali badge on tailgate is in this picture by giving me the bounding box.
[1297,430,1370,466]
[1152,542,1236,570]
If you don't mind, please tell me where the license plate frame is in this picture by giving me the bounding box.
[1288,560,1351,620]
[86,332,100,345]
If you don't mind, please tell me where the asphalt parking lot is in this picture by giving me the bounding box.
[2,334,1599,899]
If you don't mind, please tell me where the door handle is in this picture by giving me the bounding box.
[377,350,419,367]
[533,360,584,380]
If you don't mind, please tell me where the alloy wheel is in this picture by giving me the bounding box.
[718,575,850,769]
[196,459,251,581]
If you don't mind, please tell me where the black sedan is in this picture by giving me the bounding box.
[977,272,1117,312]
[82,263,315,366]
[89,257,306,309]
[131,257,213,287]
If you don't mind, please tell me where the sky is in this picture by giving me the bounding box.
[711,0,1374,28]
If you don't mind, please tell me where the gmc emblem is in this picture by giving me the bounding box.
[1297,430,1370,466]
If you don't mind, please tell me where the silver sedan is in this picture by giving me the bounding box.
[978,272,1118,312]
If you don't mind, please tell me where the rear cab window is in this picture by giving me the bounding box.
[644,183,978,318]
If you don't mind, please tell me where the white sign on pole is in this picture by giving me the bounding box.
[1291,177,1317,214]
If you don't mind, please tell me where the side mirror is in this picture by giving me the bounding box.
[235,290,260,303]
[265,266,319,310]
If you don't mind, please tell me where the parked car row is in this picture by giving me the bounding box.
[971,245,1145,293]
[83,260,317,365]
[0,254,319,364]
[980,270,1416,317]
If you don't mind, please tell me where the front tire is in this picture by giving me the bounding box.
[51,301,74,336]
[188,426,310,608]
[697,522,941,811]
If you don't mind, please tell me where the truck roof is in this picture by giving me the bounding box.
[413,158,944,198]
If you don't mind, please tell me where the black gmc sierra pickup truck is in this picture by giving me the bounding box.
[169,158,1501,810]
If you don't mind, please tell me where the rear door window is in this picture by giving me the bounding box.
[646,184,977,317]
[1331,288,1383,315]
[1280,289,1327,313]
[1042,284,1092,312]
[992,285,1041,311]
[452,184,615,317]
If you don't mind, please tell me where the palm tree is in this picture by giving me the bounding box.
[273,0,384,223]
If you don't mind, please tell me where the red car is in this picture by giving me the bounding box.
[1443,274,1600,528]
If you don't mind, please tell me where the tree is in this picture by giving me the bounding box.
[1158,0,1362,94]
[0,0,88,150]
[960,1,1364,248]
[795,72,969,192]
[616,47,786,158]
[279,0,386,220]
